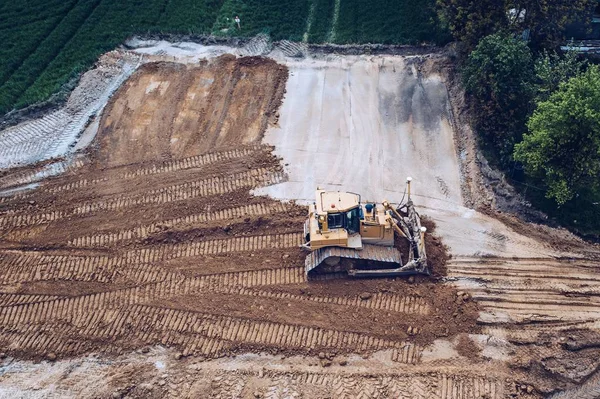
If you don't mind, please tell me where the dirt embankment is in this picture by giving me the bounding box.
[96,55,287,167]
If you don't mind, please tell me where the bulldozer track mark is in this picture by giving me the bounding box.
[183,266,306,290]
[205,286,429,315]
[128,232,303,260]
[0,234,302,285]
[208,373,247,398]
[0,299,420,360]
[448,257,600,324]
[391,343,424,364]
[470,288,600,306]
[0,263,423,317]
[67,202,294,247]
[44,177,109,195]
[0,167,285,229]
[0,209,67,230]
[44,145,266,195]
[118,145,266,179]
[0,251,168,285]
[0,293,62,307]
[437,374,504,399]
[0,284,153,327]
[256,372,504,399]
[447,258,600,284]
[435,176,450,198]
[184,266,358,291]
[126,305,421,361]
[550,365,600,399]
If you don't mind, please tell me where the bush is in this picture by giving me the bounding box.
[514,65,600,205]
[462,33,535,165]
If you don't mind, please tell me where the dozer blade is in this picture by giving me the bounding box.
[305,244,427,278]
[347,259,429,278]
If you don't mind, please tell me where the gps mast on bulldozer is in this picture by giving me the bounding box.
[303,178,429,278]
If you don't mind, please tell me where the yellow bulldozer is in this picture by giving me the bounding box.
[303,178,429,278]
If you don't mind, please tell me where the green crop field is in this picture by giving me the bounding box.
[0,0,447,115]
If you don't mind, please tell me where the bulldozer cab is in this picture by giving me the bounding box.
[323,207,360,234]
[316,190,361,234]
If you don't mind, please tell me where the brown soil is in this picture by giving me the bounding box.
[480,206,600,258]
[422,216,450,278]
[455,333,481,360]
[96,56,287,167]
[0,57,480,364]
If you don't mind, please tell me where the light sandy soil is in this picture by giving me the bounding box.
[0,39,600,399]
[0,346,522,399]
[253,54,567,259]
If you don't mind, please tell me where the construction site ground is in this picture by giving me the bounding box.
[1,39,600,399]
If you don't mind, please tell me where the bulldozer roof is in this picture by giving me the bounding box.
[316,190,359,214]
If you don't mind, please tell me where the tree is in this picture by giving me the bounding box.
[535,48,586,102]
[514,65,600,204]
[436,0,507,50]
[437,0,595,51]
[505,0,595,50]
[462,33,535,162]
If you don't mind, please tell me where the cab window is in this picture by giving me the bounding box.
[346,207,360,234]
[327,213,344,229]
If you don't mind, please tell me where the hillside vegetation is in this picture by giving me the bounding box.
[437,0,600,237]
[0,0,447,115]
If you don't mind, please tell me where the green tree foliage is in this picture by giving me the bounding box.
[514,65,600,205]
[437,0,595,50]
[506,0,595,49]
[462,33,535,163]
[534,48,586,102]
[436,0,507,50]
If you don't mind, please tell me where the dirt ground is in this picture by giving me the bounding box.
[0,53,478,363]
[97,56,287,166]
[1,41,600,399]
